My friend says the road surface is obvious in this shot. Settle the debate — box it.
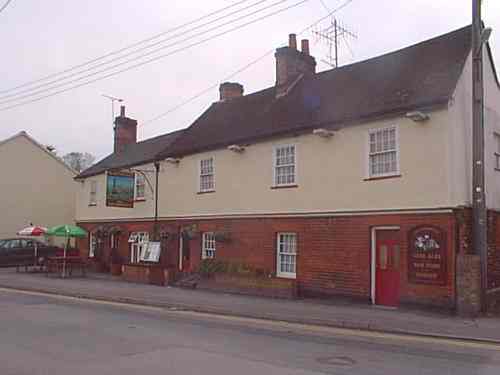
[0,288,499,374]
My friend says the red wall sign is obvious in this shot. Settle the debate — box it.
[408,226,447,285]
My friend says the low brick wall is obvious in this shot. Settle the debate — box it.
[122,264,173,286]
[198,274,297,299]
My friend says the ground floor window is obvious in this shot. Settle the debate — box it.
[129,232,149,263]
[277,233,297,278]
[202,232,216,259]
[89,232,97,258]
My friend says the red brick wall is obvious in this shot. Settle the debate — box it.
[487,211,500,290]
[77,211,457,309]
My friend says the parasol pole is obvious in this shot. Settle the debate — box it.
[62,227,68,278]
[34,242,38,268]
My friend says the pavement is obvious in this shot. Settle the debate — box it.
[0,268,499,344]
[3,289,500,374]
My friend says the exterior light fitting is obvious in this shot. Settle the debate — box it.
[227,144,245,153]
[313,128,335,138]
[165,157,180,164]
[406,111,430,122]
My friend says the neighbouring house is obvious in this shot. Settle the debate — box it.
[0,131,77,241]
[75,25,500,312]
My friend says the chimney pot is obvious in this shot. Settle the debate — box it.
[289,34,297,49]
[301,39,310,55]
[219,82,244,101]
[120,105,125,117]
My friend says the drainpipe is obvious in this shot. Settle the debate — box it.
[153,161,160,241]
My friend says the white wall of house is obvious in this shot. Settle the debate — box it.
[0,133,76,238]
[156,111,452,218]
[449,48,500,210]
[76,109,454,222]
[483,46,500,210]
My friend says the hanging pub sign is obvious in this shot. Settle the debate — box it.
[408,226,447,285]
[106,171,134,208]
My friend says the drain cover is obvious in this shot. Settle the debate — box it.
[316,355,356,366]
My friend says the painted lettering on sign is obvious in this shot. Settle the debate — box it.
[408,226,447,285]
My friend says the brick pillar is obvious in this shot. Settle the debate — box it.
[456,253,482,317]
[455,207,482,316]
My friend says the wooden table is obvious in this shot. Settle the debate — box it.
[45,256,87,278]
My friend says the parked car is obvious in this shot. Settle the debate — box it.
[0,238,78,267]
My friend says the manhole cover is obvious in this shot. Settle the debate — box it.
[316,355,356,366]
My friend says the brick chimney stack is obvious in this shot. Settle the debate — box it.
[275,34,316,93]
[114,105,137,153]
[219,82,244,101]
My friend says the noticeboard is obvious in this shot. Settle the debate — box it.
[141,241,161,263]
[408,226,447,285]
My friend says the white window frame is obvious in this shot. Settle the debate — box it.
[367,126,400,178]
[199,157,215,193]
[276,232,297,279]
[129,232,149,263]
[273,144,297,187]
[494,132,500,171]
[89,232,97,258]
[89,180,97,205]
[202,232,216,259]
[134,173,146,200]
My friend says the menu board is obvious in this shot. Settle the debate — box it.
[408,226,447,285]
[141,241,161,263]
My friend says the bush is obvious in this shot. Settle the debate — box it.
[198,259,272,278]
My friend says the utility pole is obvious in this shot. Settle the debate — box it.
[472,0,491,312]
[313,17,357,68]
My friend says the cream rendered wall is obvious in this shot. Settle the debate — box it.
[0,135,76,238]
[158,111,452,218]
[76,162,156,222]
[448,49,500,210]
[448,53,472,208]
[483,47,500,210]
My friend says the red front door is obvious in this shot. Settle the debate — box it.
[375,230,401,307]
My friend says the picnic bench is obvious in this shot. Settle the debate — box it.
[45,256,87,277]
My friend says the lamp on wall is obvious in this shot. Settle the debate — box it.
[165,157,180,164]
[406,111,430,122]
[227,144,245,153]
[313,128,335,138]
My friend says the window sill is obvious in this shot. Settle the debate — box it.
[197,190,215,195]
[276,274,297,280]
[271,184,298,190]
[364,174,402,181]
[88,203,97,207]
[134,198,146,202]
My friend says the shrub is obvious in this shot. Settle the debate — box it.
[198,259,272,278]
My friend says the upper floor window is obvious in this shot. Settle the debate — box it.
[199,157,215,192]
[89,180,97,205]
[202,232,216,259]
[494,133,500,170]
[274,145,296,186]
[368,127,399,178]
[135,173,146,200]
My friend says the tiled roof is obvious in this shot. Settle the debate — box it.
[76,129,184,178]
[161,25,472,158]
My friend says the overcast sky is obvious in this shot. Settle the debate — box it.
[1,0,499,160]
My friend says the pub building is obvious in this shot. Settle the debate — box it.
[75,26,500,313]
